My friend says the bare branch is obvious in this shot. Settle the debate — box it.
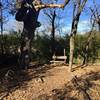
[89,1,100,31]
[77,0,87,15]
[63,0,70,8]
[93,0,99,17]
[72,2,77,18]
[34,4,64,9]
[77,0,81,8]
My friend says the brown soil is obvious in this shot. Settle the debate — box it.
[0,64,100,100]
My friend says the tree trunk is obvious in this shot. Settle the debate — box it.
[82,45,89,66]
[0,5,4,55]
[69,34,75,71]
[82,55,88,66]
[68,0,87,71]
[98,23,100,31]
[51,11,56,57]
[18,28,34,70]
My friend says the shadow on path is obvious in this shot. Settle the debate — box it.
[36,71,100,100]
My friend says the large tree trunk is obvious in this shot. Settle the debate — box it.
[18,28,34,70]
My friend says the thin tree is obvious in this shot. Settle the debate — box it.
[79,0,100,65]
[43,0,63,57]
[69,0,87,71]
[89,0,100,31]
[80,21,95,66]
[0,0,9,55]
[0,0,14,55]
[44,9,56,57]
[0,1,4,55]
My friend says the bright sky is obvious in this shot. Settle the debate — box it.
[3,0,100,35]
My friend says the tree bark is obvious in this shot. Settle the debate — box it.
[98,23,100,31]
[69,34,75,71]
[51,11,56,57]
[69,0,87,71]
[18,28,34,70]
[0,4,4,55]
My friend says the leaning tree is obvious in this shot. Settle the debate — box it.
[68,0,88,71]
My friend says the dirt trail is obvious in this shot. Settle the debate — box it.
[4,66,71,100]
[1,65,100,100]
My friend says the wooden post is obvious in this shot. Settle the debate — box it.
[64,48,66,63]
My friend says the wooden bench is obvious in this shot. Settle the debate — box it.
[50,49,67,64]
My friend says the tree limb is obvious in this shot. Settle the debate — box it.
[63,0,70,8]
[34,4,64,9]
[77,0,87,15]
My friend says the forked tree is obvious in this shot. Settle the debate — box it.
[69,0,87,71]
[81,0,100,65]
[15,0,70,70]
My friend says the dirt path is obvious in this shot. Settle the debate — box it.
[3,66,71,100]
[1,65,100,100]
